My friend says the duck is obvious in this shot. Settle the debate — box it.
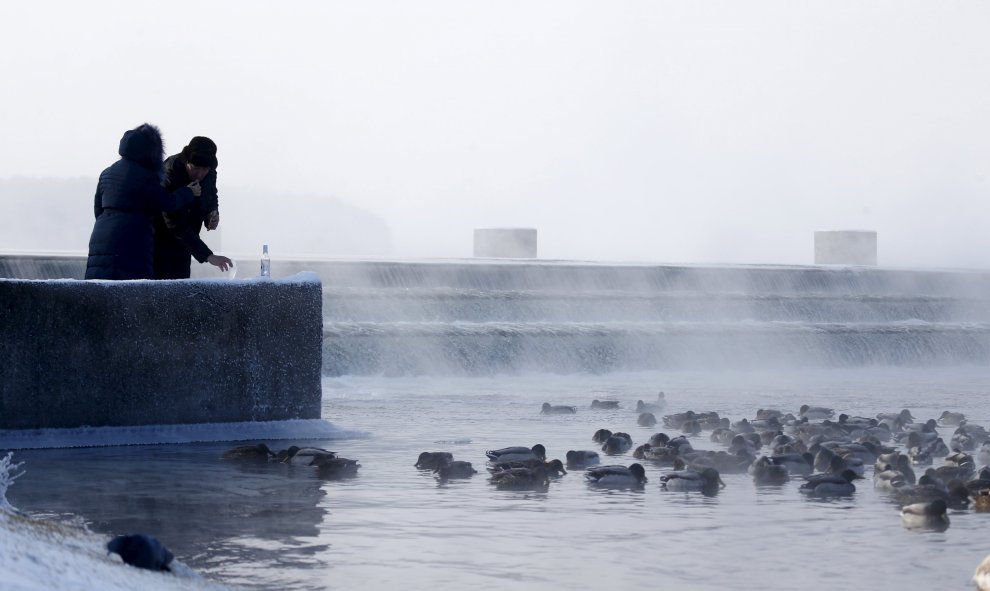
[900,499,949,531]
[435,460,477,480]
[756,408,783,420]
[877,408,915,427]
[638,412,658,427]
[486,444,547,463]
[749,456,789,486]
[565,450,601,467]
[541,402,576,415]
[873,455,916,491]
[592,428,613,443]
[221,443,275,461]
[636,393,666,414]
[799,469,857,497]
[415,451,454,470]
[660,467,726,494]
[769,452,815,476]
[681,419,702,435]
[489,458,567,477]
[799,405,835,420]
[974,553,990,591]
[489,465,551,491]
[973,489,990,512]
[648,432,671,447]
[635,443,682,465]
[978,443,990,470]
[663,410,697,430]
[937,410,967,427]
[590,399,621,410]
[585,463,648,487]
[106,534,173,572]
[310,455,360,479]
[891,475,970,510]
[278,446,337,465]
[602,433,633,455]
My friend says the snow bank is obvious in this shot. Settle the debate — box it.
[0,453,235,591]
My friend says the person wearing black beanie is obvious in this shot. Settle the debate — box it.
[153,136,232,278]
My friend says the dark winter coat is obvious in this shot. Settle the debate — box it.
[152,154,219,279]
[85,124,194,280]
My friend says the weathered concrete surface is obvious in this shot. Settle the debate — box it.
[0,274,323,429]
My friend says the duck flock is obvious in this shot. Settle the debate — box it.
[431,393,990,534]
[221,392,990,587]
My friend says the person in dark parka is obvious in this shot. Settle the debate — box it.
[152,136,232,279]
[85,124,200,280]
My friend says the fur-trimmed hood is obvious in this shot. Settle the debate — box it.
[118,123,164,171]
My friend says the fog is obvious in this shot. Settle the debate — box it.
[2,2,988,266]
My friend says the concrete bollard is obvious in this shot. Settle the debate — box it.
[473,228,538,258]
[0,273,323,429]
[815,230,878,265]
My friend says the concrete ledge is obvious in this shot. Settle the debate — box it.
[0,274,323,429]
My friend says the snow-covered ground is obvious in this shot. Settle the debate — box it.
[0,453,235,591]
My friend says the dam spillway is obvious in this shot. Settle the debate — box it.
[309,260,990,375]
[4,254,990,377]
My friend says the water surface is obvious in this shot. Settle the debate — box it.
[8,366,990,590]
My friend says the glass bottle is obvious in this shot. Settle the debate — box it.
[261,244,270,277]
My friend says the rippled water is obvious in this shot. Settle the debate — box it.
[8,366,990,590]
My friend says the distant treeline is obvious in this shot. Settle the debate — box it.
[0,177,393,257]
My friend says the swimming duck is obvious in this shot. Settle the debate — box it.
[873,455,916,491]
[602,433,633,455]
[799,469,857,497]
[900,499,949,531]
[489,458,567,477]
[974,553,990,591]
[769,452,814,476]
[638,413,658,427]
[972,489,990,512]
[278,446,337,465]
[636,394,666,414]
[592,428,613,443]
[435,460,477,479]
[591,399,621,410]
[635,443,682,465]
[749,456,789,486]
[681,419,702,435]
[541,402,576,415]
[486,444,547,463]
[648,432,671,447]
[877,409,915,428]
[660,467,726,494]
[565,450,601,467]
[756,408,784,420]
[585,463,648,487]
[310,455,360,479]
[663,410,697,430]
[978,444,990,470]
[937,410,966,427]
[799,405,835,420]
[489,465,551,491]
[415,451,454,470]
[891,475,970,510]
[221,443,275,461]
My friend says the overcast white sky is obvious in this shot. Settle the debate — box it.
[1,1,988,266]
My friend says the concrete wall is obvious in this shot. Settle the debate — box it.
[0,274,323,429]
